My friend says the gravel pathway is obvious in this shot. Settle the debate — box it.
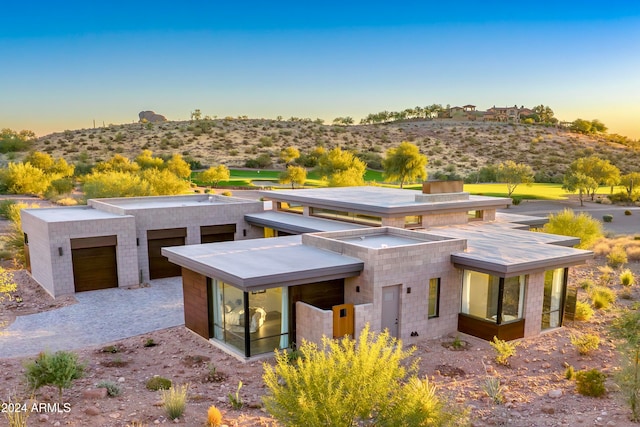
[0,278,184,358]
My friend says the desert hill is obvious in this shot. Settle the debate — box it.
[31,119,640,181]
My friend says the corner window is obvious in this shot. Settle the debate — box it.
[461,271,525,324]
[428,278,440,318]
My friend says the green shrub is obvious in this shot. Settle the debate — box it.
[228,381,243,410]
[575,369,606,397]
[543,209,603,249]
[565,365,576,380]
[161,383,189,420]
[490,336,518,366]
[603,214,613,223]
[97,380,121,397]
[625,210,633,216]
[23,351,85,398]
[607,246,628,268]
[143,338,157,348]
[570,333,600,355]
[574,301,594,321]
[262,324,469,426]
[591,286,616,309]
[621,269,636,287]
[579,279,595,292]
[146,376,172,391]
[482,376,504,404]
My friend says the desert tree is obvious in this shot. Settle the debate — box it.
[95,154,141,173]
[166,154,192,180]
[382,141,428,189]
[190,109,202,121]
[142,169,191,195]
[495,160,534,198]
[279,146,300,165]
[279,165,307,189]
[135,149,164,170]
[200,165,231,188]
[620,172,640,199]
[562,172,598,206]
[316,147,366,187]
[83,171,151,199]
[567,156,620,200]
[0,162,51,195]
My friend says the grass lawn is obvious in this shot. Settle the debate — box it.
[192,169,620,199]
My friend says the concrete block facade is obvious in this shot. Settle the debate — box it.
[23,195,263,297]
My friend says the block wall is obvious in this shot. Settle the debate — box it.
[21,210,55,297]
[48,216,138,296]
[524,272,545,337]
[296,301,332,345]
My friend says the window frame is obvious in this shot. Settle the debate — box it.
[428,277,440,319]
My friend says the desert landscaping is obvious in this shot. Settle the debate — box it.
[2,213,640,426]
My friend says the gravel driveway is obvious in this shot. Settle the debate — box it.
[0,278,184,358]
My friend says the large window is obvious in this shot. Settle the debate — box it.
[542,268,567,330]
[310,207,382,226]
[212,280,289,357]
[428,278,440,318]
[461,271,525,324]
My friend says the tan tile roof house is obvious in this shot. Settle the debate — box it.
[22,184,592,359]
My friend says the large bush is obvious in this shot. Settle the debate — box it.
[262,325,468,426]
[542,209,603,249]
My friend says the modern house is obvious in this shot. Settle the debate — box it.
[22,184,592,360]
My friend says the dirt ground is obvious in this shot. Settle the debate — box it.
[0,257,638,426]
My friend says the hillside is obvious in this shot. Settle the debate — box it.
[28,119,640,182]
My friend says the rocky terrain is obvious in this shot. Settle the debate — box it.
[1,252,638,426]
[25,119,640,181]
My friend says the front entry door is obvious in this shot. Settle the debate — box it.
[381,285,400,337]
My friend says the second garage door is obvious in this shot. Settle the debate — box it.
[71,236,118,292]
[147,228,186,279]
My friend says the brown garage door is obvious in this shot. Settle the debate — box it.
[148,228,186,279]
[71,236,118,292]
[200,224,236,244]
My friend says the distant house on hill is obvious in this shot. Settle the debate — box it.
[484,105,531,123]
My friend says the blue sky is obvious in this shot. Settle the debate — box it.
[2,1,639,138]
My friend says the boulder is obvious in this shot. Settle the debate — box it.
[138,111,167,123]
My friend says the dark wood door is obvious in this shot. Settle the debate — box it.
[72,246,118,292]
[148,236,185,279]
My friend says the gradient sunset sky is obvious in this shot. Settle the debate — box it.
[2,1,639,138]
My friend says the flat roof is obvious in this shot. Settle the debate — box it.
[90,194,256,211]
[427,223,592,277]
[338,233,435,249]
[495,212,548,227]
[162,236,364,291]
[22,206,130,222]
[260,187,510,216]
[245,211,368,234]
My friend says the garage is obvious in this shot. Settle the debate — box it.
[147,228,187,279]
[71,235,118,292]
[200,224,236,244]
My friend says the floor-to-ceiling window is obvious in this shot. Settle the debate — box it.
[212,279,289,357]
[542,268,567,330]
[461,271,525,324]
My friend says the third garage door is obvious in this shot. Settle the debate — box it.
[147,228,186,279]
